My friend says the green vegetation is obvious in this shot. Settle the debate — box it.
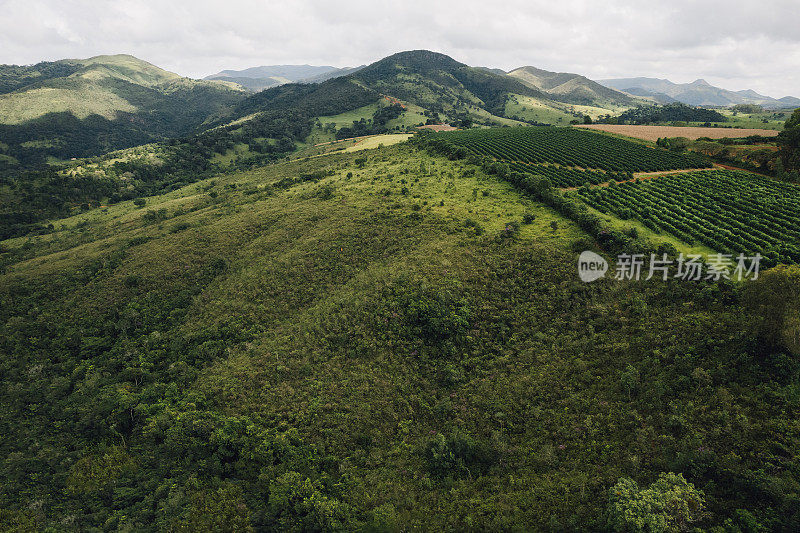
[2,49,800,531]
[424,126,710,172]
[574,170,800,265]
[0,56,246,170]
[605,103,727,125]
[608,473,705,532]
[504,94,623,125]
[718,108,788,130]
[2,142,800,531]
[778,107,800,171]
[657,135,784,177]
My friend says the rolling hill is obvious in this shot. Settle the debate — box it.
[224,50,550,132]
[509,66,635,107]
[0,55,246,168]
[204,64,366,92]
[2,131,799,530]
[598,76,800,108]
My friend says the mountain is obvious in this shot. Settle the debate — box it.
[780,95,800,107]
[617,86,677,104]
[509,66,635,107]
[299,65,365,84]
[351,50,547,116]
[205,64,365,91]
[598,76,799,108]
[219,49,550,135]
[0,54,246,168]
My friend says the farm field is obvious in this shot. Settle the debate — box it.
[572,169,800,266]
[343,133,412,151]
[421,126,799,265]
[425,126,710,187]
[575,124,781,142]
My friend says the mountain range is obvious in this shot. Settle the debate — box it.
[0,50,636,170]
[205,61,638,108]
[598,77,800,108]
[204,64,365,91]
[508,66,635,107]
[1,49,798,174]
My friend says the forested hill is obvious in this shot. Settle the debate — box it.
[221,50,549,127]
[0,55,246,168]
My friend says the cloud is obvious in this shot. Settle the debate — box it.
[0,0,796,97]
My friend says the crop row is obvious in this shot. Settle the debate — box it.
[573,170,800,265]
[426,127,711,172]
[506,162,632,188]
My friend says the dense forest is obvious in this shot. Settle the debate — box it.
[604,103,728,125]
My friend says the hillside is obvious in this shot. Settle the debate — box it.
[204,64,363,92]
[0,55,246,169]
[509,66,635,107]
[598,76,800,108]
[216,50,551,140]
[1,134,799,530]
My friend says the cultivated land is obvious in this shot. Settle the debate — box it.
[575,124,781,141]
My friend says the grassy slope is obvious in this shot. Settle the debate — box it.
[506,95,623,124]
[0,82,138,123]
[1,143,798,530]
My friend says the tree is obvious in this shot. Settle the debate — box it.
[777,108,800,170]
[743,264,800,355]
[608,473,705,532]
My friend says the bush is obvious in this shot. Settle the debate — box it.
[608,473,705,533]
[743,264,800,355]
[423,431,499,479]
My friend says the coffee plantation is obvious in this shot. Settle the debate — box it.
[424,126,711,173]
[573,170,800,266]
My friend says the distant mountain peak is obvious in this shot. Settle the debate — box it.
[508,65,634,106]
[598,76,797,108]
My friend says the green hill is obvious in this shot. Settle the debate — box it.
[222,50,548,133]
[1,137,798,530]
[0,55,246,169]
[508,66,636,107]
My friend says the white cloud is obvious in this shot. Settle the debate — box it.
[0,0,796,98]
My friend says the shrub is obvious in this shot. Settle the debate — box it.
[743,264,800,355]
[423,431,499,479]
[608,473,705,533]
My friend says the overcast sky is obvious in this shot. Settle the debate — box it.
[1,0,797,97]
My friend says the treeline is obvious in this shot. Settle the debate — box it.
[0,61,80,94]
[227,76,378,122]
[603,103,728,124]
[778,107,800,170]
[335,104,405,139]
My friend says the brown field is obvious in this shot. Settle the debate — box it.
[417,124,458,131]
[575,124,780,142]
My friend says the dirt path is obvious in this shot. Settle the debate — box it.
[561,165,722,191]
